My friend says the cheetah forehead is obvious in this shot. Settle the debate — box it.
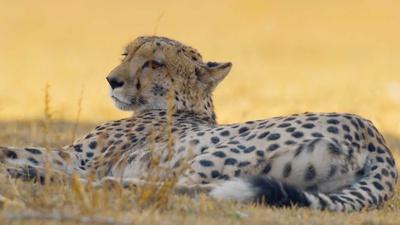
[126,36,203,62]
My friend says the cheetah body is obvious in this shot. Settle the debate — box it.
[0,36,397,212]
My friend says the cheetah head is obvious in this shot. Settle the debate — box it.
[107,36,232,118]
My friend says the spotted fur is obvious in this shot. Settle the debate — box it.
[0,36,397,212]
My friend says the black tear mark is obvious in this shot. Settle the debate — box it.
[136,79,141,90]
[195,67,202,80]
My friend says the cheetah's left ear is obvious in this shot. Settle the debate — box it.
[197,62,232,90]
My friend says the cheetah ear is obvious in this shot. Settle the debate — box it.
[197,62,232,90]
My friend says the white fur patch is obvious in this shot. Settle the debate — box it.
[209,178,256,203]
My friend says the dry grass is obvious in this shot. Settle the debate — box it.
[1,0,400,224]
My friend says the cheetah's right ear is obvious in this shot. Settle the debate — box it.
[197,62,232,90]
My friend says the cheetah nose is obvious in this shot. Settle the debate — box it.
[106,77,125,89]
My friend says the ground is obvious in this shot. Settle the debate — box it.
[0,120,399,225]
[1,0,400,224]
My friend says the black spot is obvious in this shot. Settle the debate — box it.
[374,173,382,180]
[327,126,339,134]
[234,170,241,177]
[306,117,319,121]
[327,119,340,124]
[285,127,296,132]
[238,161,251,167]
[368,143,376,152]
[239,127,249,134]
[376,156,384,163]
[283,117,296,121]
[258,131,270,139]
[86,152,94,158]
[356,118,365,128]
[376,147,385,154]
[238,145,246,150]
[342,124,350,132]
[199,160,214,167]
[135,126,145,132]
[262,163,272,174]
[306,139,320,153]
[367,127,375,137]
[5,150,17,159]
[302,123,315,129]
[89,141,97,149]
[151,84,166,96]
[294,144,304,157]
[278,123,291,128]
[328,143,342,155]
[244,146,256,153]
[73,144,83,152]
[256,150,265,157]
[189,139,200,146]
[350,191,365,201]
[268,133,281,141]
[311,132,324,138]
[291,131,304,138]
[224,158,238,165]
[285,140,297,145]
[246,134,256,141]
[212,151,226,158]
[211,170,221,178]
[210,137,220,144]
[220,130,230,136]
[25,148,42,155]
[197,132,205,136]
[372,181,384,191]
[304,165,316,181]
[28,157,39,165]
[381,168,389,177]
[326,113,339,117]
[344,134,353,141]
[386,157,395,167]
[267,144,279,151]
[114,133,123,138]
[283,162,292,178]
[230,148,240,154]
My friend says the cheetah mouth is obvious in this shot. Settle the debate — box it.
[111,96,131,105]
[111,96,134,110]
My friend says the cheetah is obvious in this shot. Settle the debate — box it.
[0,36,397,212]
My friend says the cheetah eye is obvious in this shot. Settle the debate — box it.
[142,60,165,70]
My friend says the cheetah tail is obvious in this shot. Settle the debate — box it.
[210,149,398,212]
[0,146,75,182]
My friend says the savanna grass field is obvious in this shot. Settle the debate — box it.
[1,0,400,224]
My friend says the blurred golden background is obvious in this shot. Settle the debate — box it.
[0,0,399,140]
